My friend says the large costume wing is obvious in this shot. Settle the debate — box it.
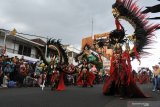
[112,0,160,57]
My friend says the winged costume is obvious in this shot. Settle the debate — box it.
[103,0,159,98]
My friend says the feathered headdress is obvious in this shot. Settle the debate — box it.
[112,0,160,57]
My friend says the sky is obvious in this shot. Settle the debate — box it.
[0,0,160,70]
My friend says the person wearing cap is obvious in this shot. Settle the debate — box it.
[152,65,160,92]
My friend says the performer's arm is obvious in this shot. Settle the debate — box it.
[115,18,121,30]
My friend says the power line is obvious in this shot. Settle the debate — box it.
[17,32,48,39]
[0,28,48,39]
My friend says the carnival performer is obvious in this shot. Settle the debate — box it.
[102,0,160,99]
[39,64,47,90]
[88,65,96,86]
[103,14,148,99]
[77,62,95,87]
[90,65,98,84]
[51,67,60,90]
[103,43,149,99]
[50,63,65,91]
[138,68,150,84]
[76,61,88,87]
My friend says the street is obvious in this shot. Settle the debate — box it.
[0,83,160,107]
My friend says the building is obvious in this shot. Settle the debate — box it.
[0,29,44,62]
[82,32,111,68]
[0,29,80,64]
[63,45,80,65]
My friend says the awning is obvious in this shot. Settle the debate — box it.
[6,52,40,62]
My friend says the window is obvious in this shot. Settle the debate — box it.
[18,45,23,55]
[68,52,72,57]
[18,45,31,56]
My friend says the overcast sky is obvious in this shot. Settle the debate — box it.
[0,0,160,70]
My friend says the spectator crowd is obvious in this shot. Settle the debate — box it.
[0,55,105,89]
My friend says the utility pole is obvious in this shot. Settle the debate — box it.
[45,36,48,58]
[3,31,7,46]
[91,17,94,39]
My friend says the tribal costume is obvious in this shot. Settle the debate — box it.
[77,62,95,87]
[103,43,147,98]
[103,0,159,98]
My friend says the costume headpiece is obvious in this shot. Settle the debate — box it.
[112,0,159,57]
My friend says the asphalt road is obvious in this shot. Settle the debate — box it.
[0,83,160,107]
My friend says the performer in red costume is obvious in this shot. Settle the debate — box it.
[56,72,65,91]
[77,62,95,87]
[51,64,65,91]
[103,43,149,99]
[103,10,147,99]
[103,0,160,99]
[138,68,150,84]
[50,63,78,91]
